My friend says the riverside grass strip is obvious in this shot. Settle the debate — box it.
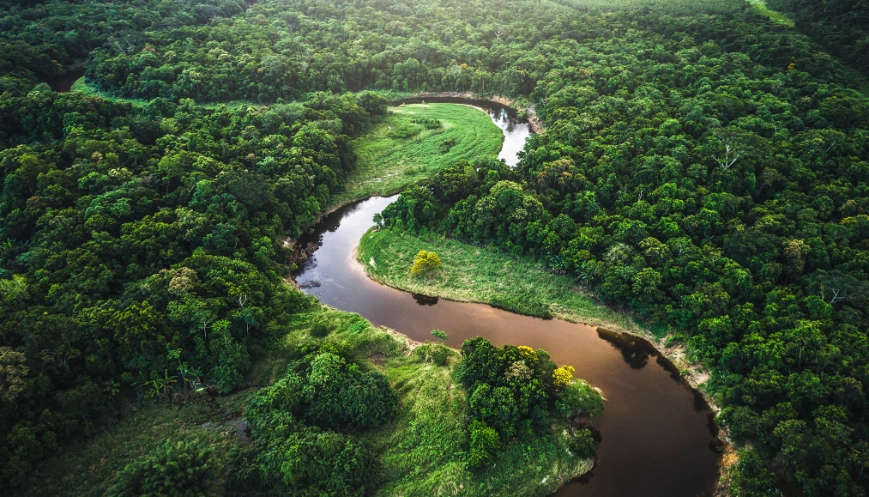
[358,228,646,335]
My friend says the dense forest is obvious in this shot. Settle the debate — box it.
[1,0,869,495]
[766,0,869,76]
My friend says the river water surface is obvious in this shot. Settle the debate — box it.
[295,105,721,496]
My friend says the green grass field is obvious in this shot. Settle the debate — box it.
[335,103,503,206]
[26,306,591,496]
[747,0,795,26]
[358,228,647,335]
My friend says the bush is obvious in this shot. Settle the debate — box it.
[433,348,449,366]
[568,429,598,459]
[303,353,397,429]
[467,420,500,470]
[554,380,604,419]
[309,321,331,338]
[280,429,374,496]
[410,250,441,276]
[108,438,221,497]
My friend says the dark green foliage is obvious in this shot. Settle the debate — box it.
[567,429,598,460]
[490,297,553,319]
[459,339,556,438]
[411,117,443,130]
[554,381,604,420]
[231,352,391,496]
[308,322,332,338]
[767,0,869,76]
[467,420,499,470]
[432,349,449,366]
[456,338,600,469]
[303,352,397,429]
[729,449,783,497]
[0,79,386,483]
[108,438,221,497]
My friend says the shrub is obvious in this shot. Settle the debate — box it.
[554,380,604,419]
[552,365,575,387]
[568,429,598,459]
[410,250,441,276]
[303,353,397,429]
[108,438,221,497]
[433,348,449,366]
[467,420,500,470]
[309,321,331,338]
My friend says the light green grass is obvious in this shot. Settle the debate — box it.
[747,0,794,26]
[358,228,646,335]
[362,354,591,497]
[336,103,503,206]
[550,0,741,14]
[27,306,591,496]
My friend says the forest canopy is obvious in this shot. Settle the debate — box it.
[1,0,869,495]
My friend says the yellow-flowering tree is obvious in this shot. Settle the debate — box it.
[552,365,575,388]
[410,250,441,276]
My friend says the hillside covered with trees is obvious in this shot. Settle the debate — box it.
[2,0,869,495]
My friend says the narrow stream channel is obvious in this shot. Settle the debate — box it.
[295,105,722,496]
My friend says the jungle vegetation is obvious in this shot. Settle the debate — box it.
[1,0,869,495]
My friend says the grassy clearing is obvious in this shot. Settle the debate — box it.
[747,0,795,26]
[358,228,646,335]
[27,306,590,496]
[550,0,741,14]
[336,103,503,206]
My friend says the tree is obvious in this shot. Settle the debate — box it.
[411,250,441,276]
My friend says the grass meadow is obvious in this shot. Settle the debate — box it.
[336,103,503,206]
[358,228,647,335]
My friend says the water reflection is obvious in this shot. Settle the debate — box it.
[596,327,655,369]
[412,293,439,306]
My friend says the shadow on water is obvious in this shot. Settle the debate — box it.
[412,293,439,306]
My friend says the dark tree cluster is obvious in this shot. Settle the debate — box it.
[767,0,869,76]
[457,338,601,469]
[227,350,396,496]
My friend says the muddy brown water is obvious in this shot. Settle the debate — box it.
[294,106,721,496]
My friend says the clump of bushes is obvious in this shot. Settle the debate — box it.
[411,116,442,129]
[227,350,397,495]
[455,338,603,470]
[109,438,221,497]
[309,320,332,338]
[438,137,458,153]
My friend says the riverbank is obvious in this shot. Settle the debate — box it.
[357,227,729,423]
[390,91,545,134]
[335,103,503,206]
[24,306,596,496]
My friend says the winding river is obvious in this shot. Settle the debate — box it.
[295,104,722,496]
